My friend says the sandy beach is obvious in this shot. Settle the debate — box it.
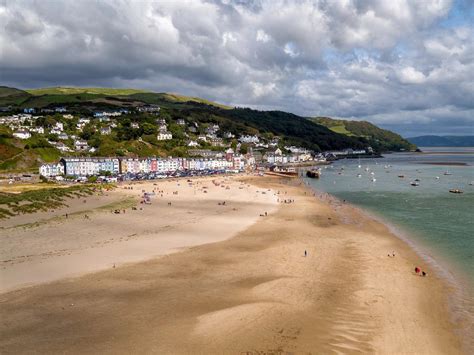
[0,175,468,354]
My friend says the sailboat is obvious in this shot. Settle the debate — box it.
[444,170,452,176]
[357,156,361,169]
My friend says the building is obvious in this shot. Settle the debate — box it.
[100,126,112,135]
[30,127,45,134]
[13,130,31,139]
[239,135,260,144]
[157,131,172,140]
[58,132,69,140]
[187,140,199,147]
[138,105,160,113]
[39,163,65,177]
[60,157,120,176]
[176,119,186,125]
[74,140,89,151]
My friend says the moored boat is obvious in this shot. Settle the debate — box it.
[306,170,320,178]
[449,189,463,194]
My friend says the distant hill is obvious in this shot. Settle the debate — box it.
[26,87,150,96]
[0,86,231,110]
[310,117,415,152]
[0,86,32,106]
[407,135,474,147]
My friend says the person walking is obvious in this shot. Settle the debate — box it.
[304,250,307,257]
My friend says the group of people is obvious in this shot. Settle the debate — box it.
[415,266,427,277]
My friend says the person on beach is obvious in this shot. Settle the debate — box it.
[415,267,420,274]
[304,250,307,257]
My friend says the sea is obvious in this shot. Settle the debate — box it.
[305,147,474,340]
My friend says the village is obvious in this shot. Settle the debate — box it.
[1,106,373,181]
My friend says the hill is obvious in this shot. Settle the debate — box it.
[0,126,60,172]
[311,117,415,152]
[407,135,474,147]
[0,86,413,171]
[26,87,149,96]
[0,86,32,107]
[0,86,230,110]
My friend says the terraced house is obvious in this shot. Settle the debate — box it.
[60,157,120,176]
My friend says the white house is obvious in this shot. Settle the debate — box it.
[157,131,173,141]
[39,163,65,177]
[188,140,199,147]
[58,132,69,140]
[30,127,44,134]
[50,128,63,135]
[100,126,112,135]
[239,135,260,144]
[74,140,89,151]
[13,130,31,139]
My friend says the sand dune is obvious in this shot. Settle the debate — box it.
[0,175,468,354]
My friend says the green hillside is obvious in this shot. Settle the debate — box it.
[0,86,414,172]
[311,117,415,152]
[26,87,149,96]
[0,126,61,172]
[0,86,32,106]
[0,86,229,110]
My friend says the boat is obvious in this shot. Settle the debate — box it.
[358,157,361,169]
[398,175,405,178]
[414,178,420,182]
[449,189,463,194]
[370,171,375,175]
[435,176,440,179]
[365,167,370,172]
[411,182,419,186]
[357,174,362,178]
[306,170,320,178]
[444,170,452,176]
[371,178,377,182]
[469,181,474,186]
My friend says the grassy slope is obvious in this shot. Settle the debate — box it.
[26,87,150,96]
[311,117,415,151]
[0,86,32,106]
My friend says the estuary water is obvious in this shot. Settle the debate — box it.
[305,147,474,289]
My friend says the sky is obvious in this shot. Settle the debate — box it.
[1,0,473,137]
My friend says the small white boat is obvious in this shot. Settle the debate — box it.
[357,174,362,178]
[435,176,440,179]
[371,178,377,182]
[411,182,419,186]
[444,170,452,176]
[365,167,370,172]
[469,181,474,186]
[370,171,375,175]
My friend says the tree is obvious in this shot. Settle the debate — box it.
[142,122,156,135]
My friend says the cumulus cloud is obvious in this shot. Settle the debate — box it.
[0,0,472,136]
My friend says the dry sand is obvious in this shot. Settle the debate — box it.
[1,175,277,292]
[0,175,468,354]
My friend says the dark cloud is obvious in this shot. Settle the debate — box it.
[0,0,472,136]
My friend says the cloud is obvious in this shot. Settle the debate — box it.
[0,0,472,136]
